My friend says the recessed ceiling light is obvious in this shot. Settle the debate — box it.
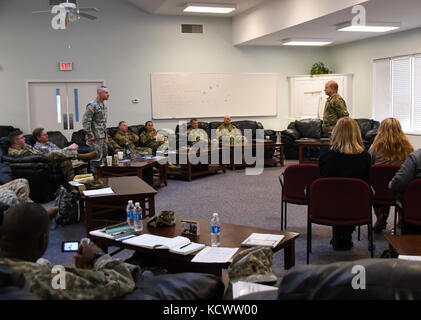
[281,38,333,46]
[184,2,236,14]
[336,22,401,32]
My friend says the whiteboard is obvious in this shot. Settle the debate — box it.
[151,73,277,119]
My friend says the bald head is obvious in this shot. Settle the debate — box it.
[324,81,338,97]
[224,115,231,125]
[0,203,49,262]
[97,86,110,102]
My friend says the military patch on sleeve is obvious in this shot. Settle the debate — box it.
[89,107,95,113]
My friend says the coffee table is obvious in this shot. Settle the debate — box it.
[384,234,421,257]
[89,217,299,275]
[96,158,168,188]
[167,148,226,181]
[79,176,157,232]
[296,138,330,163]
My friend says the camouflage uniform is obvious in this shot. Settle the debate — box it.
[187,128,209,145]
[216,123,247,146]
[0,255,141,300]
[106,134,124,154]
[113,129,153,156]
[322,93,349,137]
[140,129,165,151]
[82,98,108,171]
[34,141,77,156]
[0,179,32,207]
[8,144,76,182]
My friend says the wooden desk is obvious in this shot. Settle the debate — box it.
[89,217,300,275]
[384,234,421,257]
[79,176,157,232]
[297,139,330,164]
[96,159,168,189]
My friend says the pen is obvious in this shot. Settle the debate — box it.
[116,234,136,241]
[180,242,192,249]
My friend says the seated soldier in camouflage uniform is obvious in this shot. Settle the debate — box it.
[0,203,140,300]
[113,121,153,157]
[139,121,167,152]
[8,130,86,182]
[187,119,209,146]
[215,115,247,146]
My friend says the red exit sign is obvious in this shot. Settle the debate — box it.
[59,61,73,71]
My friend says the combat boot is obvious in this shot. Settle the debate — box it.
[77,151,98,161]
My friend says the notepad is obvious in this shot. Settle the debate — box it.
[82,187,114,196]
[122,234,205,255]
[232,281,278,299]
[241,233,285,248]
[191,247,239,263]
[89,222,135,239]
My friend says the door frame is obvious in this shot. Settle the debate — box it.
[26,80,106,133]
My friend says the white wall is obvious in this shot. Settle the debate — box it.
[0,0,328,134]
[327,27,421,148]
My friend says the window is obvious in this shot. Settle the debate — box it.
[373,54,421,132]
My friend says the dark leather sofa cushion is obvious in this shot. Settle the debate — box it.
[278,258,421,300]
[355,119,373,139]
[0,126,17,139]
[123,272,225,300]
[106,127,119,138]
[129,125,145,136]
[209,121,223,134]
[0,266,39,300]
[47,131,69,149]
[294,119,322,139]
[25,135,36,146]
[0,162,12,185]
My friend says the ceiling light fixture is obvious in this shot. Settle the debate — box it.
[336,22,401,32]
[184,2,236,14]
[281,38,333,46]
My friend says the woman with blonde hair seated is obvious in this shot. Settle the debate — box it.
[368,117,414,232]
[318,117,371,250]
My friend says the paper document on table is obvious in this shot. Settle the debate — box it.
[232,281,278,299]
[241,233,284,248]
[398,255,421,261]
[82,187,114,197]
[68,181,84,187]
[191,247,238,263]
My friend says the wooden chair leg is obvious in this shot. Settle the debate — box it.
[285,202,288,230]
[358,225,361,240]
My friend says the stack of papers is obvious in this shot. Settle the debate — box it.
[191,247,239,263]
[232,281,278,299]
[82,187,114,197]
[89,222,135,240]
[398,255,421,261]
[122,234,205,255]
[241,233,284,248]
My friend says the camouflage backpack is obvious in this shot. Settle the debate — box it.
[54,186,80,226]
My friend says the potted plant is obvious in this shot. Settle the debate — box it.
[310,62,332,76]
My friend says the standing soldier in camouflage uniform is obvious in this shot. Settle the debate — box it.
[113,121,153,157]
[7,130,79,182]
[82,86,109,173]
[140,121,167,152]
[322,81,349,137]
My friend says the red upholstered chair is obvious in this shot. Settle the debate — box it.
[369,164,401,234]
[397,179,421,234]
[279,163,318,230]
[306,178,374,264]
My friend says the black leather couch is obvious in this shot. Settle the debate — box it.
[0,131,72,203]
[281,118,380,160]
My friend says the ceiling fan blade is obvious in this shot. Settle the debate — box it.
[77,12,97,20]
[78,7,99,12]
[32,10,52,14]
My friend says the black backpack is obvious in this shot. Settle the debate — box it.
[54,186,80,226]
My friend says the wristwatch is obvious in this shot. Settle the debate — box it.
[91,251,106,264]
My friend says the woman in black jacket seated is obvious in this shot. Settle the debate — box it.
[318,117,371,250]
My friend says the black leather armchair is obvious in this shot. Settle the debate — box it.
[0,137,63,203]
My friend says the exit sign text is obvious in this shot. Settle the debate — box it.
[59,62,73,71]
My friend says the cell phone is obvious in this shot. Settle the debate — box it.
[62,241,80,252]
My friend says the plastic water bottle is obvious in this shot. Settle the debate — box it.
[210,213,221,247]
[125,143,131,160]
[133,202,143,233]
[126,200,134,229]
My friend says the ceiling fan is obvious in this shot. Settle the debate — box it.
[32,0,99,25]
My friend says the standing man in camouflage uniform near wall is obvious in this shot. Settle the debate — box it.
[322,81,349,137]
[113,121,153,157]
[82,86,109,173]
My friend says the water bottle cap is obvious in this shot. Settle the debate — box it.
[213,213,218,217]
[135,202,140,206]
[128,200,133,204]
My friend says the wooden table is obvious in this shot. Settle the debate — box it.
[79,176,157,232]
[96,159,168,189]
[384,234,421,257]
[89,217,300,275]
[167,148,226,181]
[296,139,330,164]
[229,140,285,170]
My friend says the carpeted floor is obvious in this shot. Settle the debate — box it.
[42,160,394,279]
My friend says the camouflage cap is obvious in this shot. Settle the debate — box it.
[83,180,105,190]
[228,247,277,284]
[148,210,175,228]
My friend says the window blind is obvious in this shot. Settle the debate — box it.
[391,57,411,131]
[373,59,391,122]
